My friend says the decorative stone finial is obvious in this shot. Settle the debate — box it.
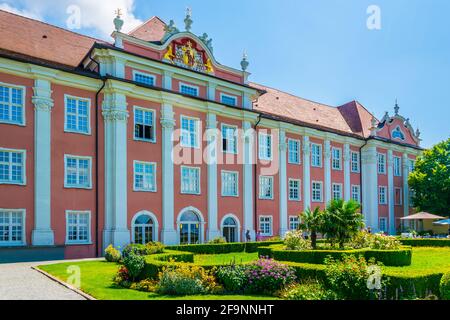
[184,7,193,32]
[394,99,400,115]
[199,33,213,52]
[241,51,249,71]
[113,9,124,32]
[164,20,179,36]
[415,128,421,138]
[370,116,378,136]
[405,118,411,127]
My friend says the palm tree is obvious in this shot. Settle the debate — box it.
[324,199,365,249]
[299,206,324,249]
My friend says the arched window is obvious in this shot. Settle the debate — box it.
[392,127,405,140]
[179,210,201,245]
[133,214,154,244]
[222,217,238,243]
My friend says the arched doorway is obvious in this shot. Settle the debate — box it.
[179,210,201,245]
[132,212,158,244]
[221,214,240,243]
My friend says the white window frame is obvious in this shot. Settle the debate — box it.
[221,170,239,197]
[0,82,26,126]
[289,216,299,231]
[377,153,386,174]
[220,93,237,106]
[332,147,342,170]
[332,183,343,200]
[379,186,387,205]
[132,70,156,86]
[180,115,200,148]
[288,139,301,164]
[259,176,274,200]
[133,161,157,192]
[0,148,26,185]
[351,185,361,203]
[0,209,26,246]
[221,123,238,154]
[65,210,91,245]
[379,217,388,233]
[181,166,201,195]
[312,181,323,202]
[64,94,91,135]
[408,159,415,173]
[259,216,273,236]
[258,133,273,161]
[311,143,322,167]
[64,155,92,189]
[394,156,402,177]
[351,151,360,173]
[133,106,156,143]
[179,82,199,97]
[288,179,301,201]
[395,187,403,206]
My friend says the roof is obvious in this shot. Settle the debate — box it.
[400,212,447,220]
[251,82,376,138]
[127,16,166,42]
[0,9,108,68]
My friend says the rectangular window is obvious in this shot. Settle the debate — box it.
[332,183,343,200]
[289,179,301,201]
[379,186,387,204]
[181,166,200,194]
[134,107,155,142]
[351,185,361,203]
[65,95,90,134]
[409,189,415,207]
[0,209,25,245]
[180,83,199,97]
[133,71,156,86]
[395,187,403,205]
[0,149,25,185]
[221,124,237,154]
[378,153,386,174]
[66,211,90,244]
[332,148,342,170]
[351,152,360,173]
[180,116,199,148]
[258,133,272,160]
[134,161,156,192]
[259,176,274,200]
[220,93,237,106]
[0,83,25,125]
[289,216,299,231]
[64,155,92,189]
[311,143,322,167]
[408,159,415,173]
[222,171,238,197]
[312,181,323,202]
[379,217,387,233]
[259,216,273,236]
[394,156,402,176]
[288,139,300,164]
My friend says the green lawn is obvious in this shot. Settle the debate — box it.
[194,252,258,266]
[38,259,276,300]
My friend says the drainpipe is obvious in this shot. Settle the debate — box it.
[253,114,262,241]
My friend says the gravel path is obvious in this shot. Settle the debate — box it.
[0,261,88,300]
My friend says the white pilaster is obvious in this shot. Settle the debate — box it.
[207,83,217,101]
[243,93,252,110]
[206,112,220,240]
[278,130,288,237]
[324,140,331,205]
[344,143,351,201]
[402,153,410,217]
[163,71,173,90]
[102,92,130,250]
[160,103,177,244]
[31,78,55,246]
[302,136,311,210]
[361,145,379,231]
[387,150,395,235]
[242,121,255,239]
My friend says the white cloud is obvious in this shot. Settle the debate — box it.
[0,0,143,39]
[0,3,42,20]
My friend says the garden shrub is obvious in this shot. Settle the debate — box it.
[370,234,401,250]
[349,231,372,249]
[440,272,450,300]
[168,243,245,254]
[123,251,145,280]
[365,248,412,266]
[113,266,131,287]
[399,239,450,247]
[145,242,165,254]
[208,237,227,244]
[104,244,121,262]
[215,264,248,293]
[279,281,335,300]
[131,279,158,293]
[157,264,220,296]
[245,241,284,253]
[385,272,444,299]
[122,243,148,259]
[141,251,195,279]
[284,230,311,250]
[257,246,275,258]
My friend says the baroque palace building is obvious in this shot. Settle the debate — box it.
[0,9,423,260]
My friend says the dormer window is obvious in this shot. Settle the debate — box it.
[392,126,405,141]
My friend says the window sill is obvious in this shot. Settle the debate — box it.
[0,120,26,127]
[64,185,93,190]
[64,129,92,136]
[65,242,93,246]
[134,138,157,144]
[0,181,26,186]
[180,192,202,196]
[133,189,157,193]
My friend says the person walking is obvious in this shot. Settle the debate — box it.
[245,230,251,242]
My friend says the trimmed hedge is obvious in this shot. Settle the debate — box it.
[259,245,412,266]
[166,241,284,254]
[245,241,284,253]
[141,250,195,279]
[440,272,450,300]
[399,239,450,247]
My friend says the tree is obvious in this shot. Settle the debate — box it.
[323,199,365,249]
[408,138,450,216]
[299,207,324,249]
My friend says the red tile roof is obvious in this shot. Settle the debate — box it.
[127,16,166,42]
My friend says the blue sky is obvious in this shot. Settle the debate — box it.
[2,0,449,147]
